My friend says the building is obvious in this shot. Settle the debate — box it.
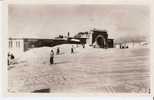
[76,29,114,48]
[9,37,70,56]
[8,34,56,57]
[8,34,81,57]
[114,41,149,49]
[9,29,114,57]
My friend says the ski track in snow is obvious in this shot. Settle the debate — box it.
[8,44,150,93]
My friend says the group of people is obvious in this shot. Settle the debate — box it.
[49,45,74,64]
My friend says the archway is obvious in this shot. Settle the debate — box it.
[95,35,105,48]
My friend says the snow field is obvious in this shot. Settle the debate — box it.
[8,44,150,93]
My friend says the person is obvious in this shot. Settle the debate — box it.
[56,47,60,55]
[82,44,85,48]
[10,53,15,59]
[68,32,70,38]
[8,52,11,65]
[120,44,122,49]
[8,53,15,65]
[71,45,74,54]
[50,50,54,64]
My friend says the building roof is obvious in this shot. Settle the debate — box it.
[91,29,107,32]
[9,34,56,39]
[91,29,108,35]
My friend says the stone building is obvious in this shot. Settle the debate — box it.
[77,29,114,48]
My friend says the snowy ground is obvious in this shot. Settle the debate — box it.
[8,44,150,93]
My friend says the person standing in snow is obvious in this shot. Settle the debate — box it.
[8,52,15,65]
[8,52,11,65]
[56,47,60,55]
[71,45,74,54]
[50,50,54,64]
[68,32,70,38]
[10,53,15,60]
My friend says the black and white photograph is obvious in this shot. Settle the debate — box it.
[7,3,151,94]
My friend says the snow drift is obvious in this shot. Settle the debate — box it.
[17,44,80,64]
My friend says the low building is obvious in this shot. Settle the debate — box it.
[8,34,56,57]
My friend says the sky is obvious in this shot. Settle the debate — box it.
[8,4,150,39]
